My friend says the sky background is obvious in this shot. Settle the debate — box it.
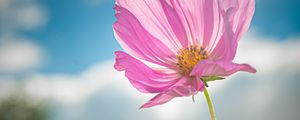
[0,0,300,120]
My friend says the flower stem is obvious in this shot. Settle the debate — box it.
[204,87,216,120]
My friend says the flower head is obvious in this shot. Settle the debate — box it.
[113,0,256,108]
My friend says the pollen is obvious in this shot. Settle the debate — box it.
[176,45,207,76]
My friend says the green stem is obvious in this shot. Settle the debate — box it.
[204,87,216,120]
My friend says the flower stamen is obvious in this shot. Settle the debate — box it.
[176,45,207,76]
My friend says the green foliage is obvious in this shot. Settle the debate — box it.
[201,76,225,82]
[0,93,49,120]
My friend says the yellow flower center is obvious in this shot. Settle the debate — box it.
[176,45,207,76]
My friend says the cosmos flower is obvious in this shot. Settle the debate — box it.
[113,0,256,109]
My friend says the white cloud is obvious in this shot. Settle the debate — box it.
[236,32,300,75]
[0,0,48,32]
[221,31,300,120]
[16,4,48,30]
[0,37,44,73]
[20,60,152,105]
[0,0,48,73]
[24,61,116,104]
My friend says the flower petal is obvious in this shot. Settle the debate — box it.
[219,0,255,41]
[115,51,181,93]
[113,5,177,67]
[170,0,222,48]
[190,60,257,78]
[209,0,255,61]
[140,76,205,108]
[115,0,188,50]
[160,0,188,47]
[115,0,225,50]
[140,83,199,108]
[208,26,235,61]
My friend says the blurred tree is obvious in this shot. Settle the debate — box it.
[0,91,49,120]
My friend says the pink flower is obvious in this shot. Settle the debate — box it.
[113,0,256,109]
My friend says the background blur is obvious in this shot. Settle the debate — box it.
[0,0,300,120]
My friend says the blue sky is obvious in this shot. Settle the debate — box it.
[254,0,300,37]
[19,0,300,74]
[22,0,117,74]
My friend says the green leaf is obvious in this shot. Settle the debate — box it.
[201,76,225,82]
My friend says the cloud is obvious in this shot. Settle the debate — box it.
[0,0,48,73]
[0,37,44,73]
[226,31,300,120]
[24,61,116,105]
[0,0,48,33]
[236,31,300,75]
[19,61,148,105]
[15,4,48,30]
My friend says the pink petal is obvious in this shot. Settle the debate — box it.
[160,0,188,47]
[140,76,205,108]
[115,51,181,93]
[170,0,222,48]
[115,0,188,50]
[115,0,224,51]
[219,0,255,41]
[208,25,235,61]
[188,77,205,92]
[190,60,257,78]
[140,82,200,108]
[113,5,177,67]
[210,0,255,61]
[202,0,222,48]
